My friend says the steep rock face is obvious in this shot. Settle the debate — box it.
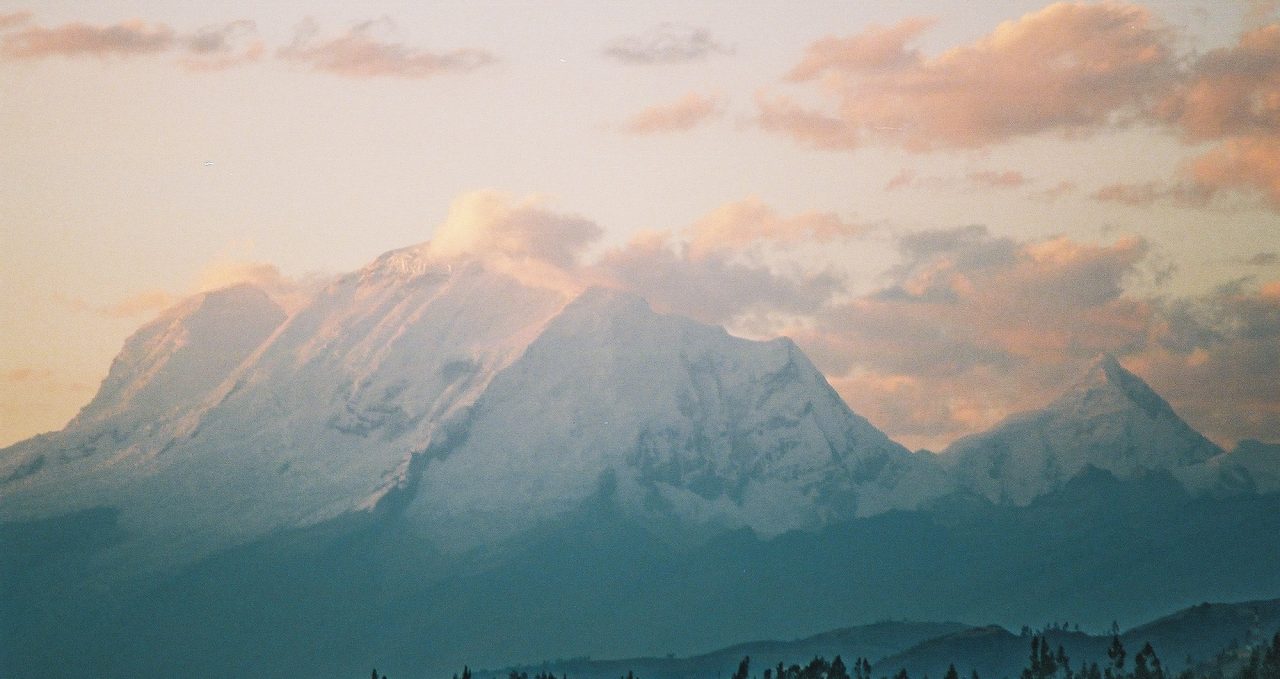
[407,288,949,547]
[941,355,1222,505]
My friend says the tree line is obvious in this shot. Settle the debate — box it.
[374,629,1280,679]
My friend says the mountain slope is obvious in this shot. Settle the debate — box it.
[405,287,949,546]
[942,355,1223,504]
[0,284,286,513]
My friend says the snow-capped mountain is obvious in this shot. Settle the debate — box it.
[0,284,286,508]
[941,354,1224,505]
[406,287,949,547]
[0,243,945,561]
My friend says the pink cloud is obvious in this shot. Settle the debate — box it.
[1188,135,1280,208]
[1,19,175,58]
[685,197,863,259]
[1032,180,1078,202]
[885,169,917,191]
[762,2,1175,151]
[430,191,602,269]
[783,228,1158,448]
[278,17,494,78]
[2,368,54,383]
[624,92,723,134]
[967,170,1027,189]
[0,11,31,30]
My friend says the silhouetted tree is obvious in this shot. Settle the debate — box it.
[734,657,751,679]
[1108,636,1128,679]
[1262,633,1280,679]
[945,664,960,679]
[894,668,910,679]
[857,658,872,679]
[831,655,850,679]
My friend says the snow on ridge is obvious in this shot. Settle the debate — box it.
[941,354,1224,505]
[405,284,947,548]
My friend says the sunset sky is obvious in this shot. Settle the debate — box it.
[2,0,1278,451]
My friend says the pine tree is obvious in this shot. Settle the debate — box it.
[831,655,850,679]
[944,664,960,679]
[1262,632,1280,679]
[1058,645,1073,679]
[734,657,752,679]
[894,669,910,679]
[1108,636,1127,679]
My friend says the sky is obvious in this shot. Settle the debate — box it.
[1,0,1278,451]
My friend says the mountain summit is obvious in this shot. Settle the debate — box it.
[406,286,948,546]
[941,354,1223,504]
[0,250,942,561]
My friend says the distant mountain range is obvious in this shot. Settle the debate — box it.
[2,240,1277,678]
[493,599,1280,679]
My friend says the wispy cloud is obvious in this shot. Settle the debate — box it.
[761,3,1175,151]
[0,14,261,68]
[624,92,723,134]
[967,170,1027,189]
[0,11,31,30]
[1,18,176,58]
[602,23,731,65]
[278,17,494,78]
[2,368,54,383]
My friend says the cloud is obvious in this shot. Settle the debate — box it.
[761,3,1175,151]
[783,227,1156,448]
[0,14,261,69]
[885,169,917,191]
[0,11,31,30]
[1156,24,1280,142]
[278,17,494,78]
[624,92,723,134]
[179,20,263,71]
[1186,135,1280,208]
[1,18,175,58]
[602,23,730,64]
[1104,21,1280,211]
[1031,180,1078,202]
[967,170,1027,189]
[589,199,859,324]
[1133,279,1280,444]
[2,368,54,383]
[685,197,864,259]
[786,17,936,81]
[596,230,844,325]
[430,191,603,269]
[1089,179,1216,208]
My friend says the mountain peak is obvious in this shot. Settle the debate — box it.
[1067,353,1173,420]
[944,353,1222,504]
